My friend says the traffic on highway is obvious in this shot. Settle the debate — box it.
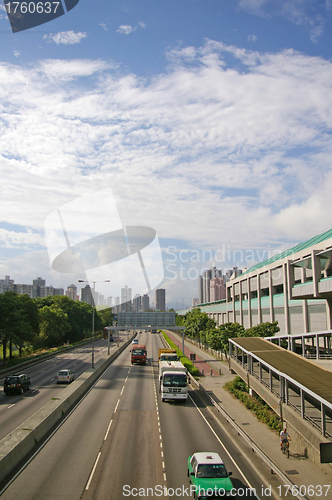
[0,334,127,441]
[0,331,303,499]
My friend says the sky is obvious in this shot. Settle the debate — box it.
[1,0,332,309]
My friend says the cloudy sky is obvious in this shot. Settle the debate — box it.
[1,0,332,308]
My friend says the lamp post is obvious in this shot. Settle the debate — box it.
[78,279,110,368]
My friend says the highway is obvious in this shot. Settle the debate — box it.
[0,335,128,441]
[0,332,292,499]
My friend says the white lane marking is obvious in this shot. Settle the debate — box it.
[120,386,124,396]
[161,451,164,458]
[189,394,255,490]
[85,451,101,490]
[50,378,55,381]
[7,404,15,409]
[160,442,163,448]
[114,399,120,413]
[163,472,167,481]
[104,420,113,441]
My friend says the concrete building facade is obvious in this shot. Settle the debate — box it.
[156,288,166,311]
[198,228,332,336]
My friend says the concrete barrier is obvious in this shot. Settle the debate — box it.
[0,335,134,485]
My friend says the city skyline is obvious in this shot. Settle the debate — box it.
[2,2,332,305]
[0,275,174,309]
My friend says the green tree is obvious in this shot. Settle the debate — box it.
[12,294,40,356]
[35,296,94,343]
[244,321,279,338]
[208,322,245,352]
[184,308,216,340]
[97,307,114,329]
[38,304,71,348]
[0,292,40,365]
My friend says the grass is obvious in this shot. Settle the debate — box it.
[224,376,283,433]
[160,330,200,377]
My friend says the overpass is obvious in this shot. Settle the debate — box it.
[229,336,332,474]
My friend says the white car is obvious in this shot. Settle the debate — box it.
[132,339,139,344]
[57,369,74,384]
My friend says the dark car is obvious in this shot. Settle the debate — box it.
[4,374,31,395]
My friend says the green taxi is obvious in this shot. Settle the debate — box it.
[187,452,235,499]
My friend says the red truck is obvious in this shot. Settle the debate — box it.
[131,344,147,365]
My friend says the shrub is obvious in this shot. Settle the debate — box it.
[225,376,283,434]
[161,331,200,377]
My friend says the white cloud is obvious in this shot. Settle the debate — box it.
[99,23,108,31]
[248,34,258,42]
[1,41,332,295]
[238,0,271,16]
[116,25,135,35]
[0,228,44,249]
[138,21,146,29]
[13,51,21,58]
[43,31,87,45]
[238,0,329,41]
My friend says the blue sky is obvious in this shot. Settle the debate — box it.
[1,0,332,308]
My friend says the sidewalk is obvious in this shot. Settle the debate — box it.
[165,330,332,496]
[166,330,222,376]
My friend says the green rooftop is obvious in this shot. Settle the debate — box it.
[242,227,332,276]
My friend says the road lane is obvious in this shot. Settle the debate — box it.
[0,336,126,440]
[1,331,294,500]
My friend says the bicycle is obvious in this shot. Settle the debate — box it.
[281,439,290,458]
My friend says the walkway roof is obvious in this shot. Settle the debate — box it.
[230,337,332,406]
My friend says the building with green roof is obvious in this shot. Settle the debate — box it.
[198,227,332,335]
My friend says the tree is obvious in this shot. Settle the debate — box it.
[243,321,280,338]
[97,307,114,329]
[0,292,40,365]
[184,308,216,340]
[35,296,94,343]
[38,304,71,348]
[208,322,245,352]
[12,294,39,356]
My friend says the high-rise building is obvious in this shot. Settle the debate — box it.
[0,275,63,298]
[133,294,142,312]
[210,277,226,302]
[121,286,132,312]
[81,284,93,305]
[156,289,166,311]
[66,284,78,300]
[202,269,212,303]
[142,294,149,311]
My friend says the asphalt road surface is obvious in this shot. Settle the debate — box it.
[1,332,295,500]
[0,335,127,440]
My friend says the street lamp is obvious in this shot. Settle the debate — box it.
[78,279,110,368]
